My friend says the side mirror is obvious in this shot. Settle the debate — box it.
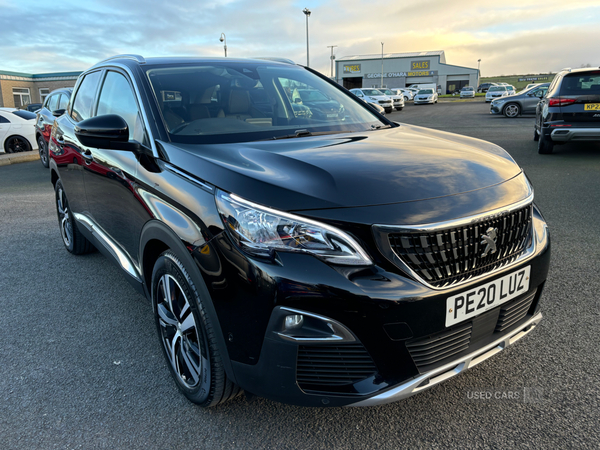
[52,109,66,117]
[294,97,302,104]
[75,114,133,150]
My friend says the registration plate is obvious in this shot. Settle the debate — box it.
[584,103,600,111]
[445,266,531,327]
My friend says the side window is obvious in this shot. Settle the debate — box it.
[71,71,102,122]
[0,115,10,124]
[47,94,59,112]
[58,94,70,110]
[97,71,146,143]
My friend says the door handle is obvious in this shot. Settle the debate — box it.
[81,148,94,163]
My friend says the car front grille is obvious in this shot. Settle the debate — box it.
[296,343,377,391]
[406,322,472,369]
[387,205,532,288]
[496,289,537,332]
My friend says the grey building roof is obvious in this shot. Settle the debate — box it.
[338,51,446,63]
[0,70,82,82]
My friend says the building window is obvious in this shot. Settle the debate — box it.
[13,88,31,108]
[39,88,50,103]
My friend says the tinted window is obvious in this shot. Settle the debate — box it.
[12,110,36,120]
[0,115,9,124]
[560,72,600,95]
[58,94,70,110]
[47,94,59,111]
[71,71,102,122]
[97,71,145,142]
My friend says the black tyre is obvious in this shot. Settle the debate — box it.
[38,136,49,168]
[54,180,95,254]
[404,96,408,102]
[537,130,554,154]
[396,107,403,111]
[5,136,31,153]
[503,103,520,118]
[152,250,241,407]
[533,125,540,141]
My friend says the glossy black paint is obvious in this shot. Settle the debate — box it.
[49,56,551,407]
[35,88,72,154]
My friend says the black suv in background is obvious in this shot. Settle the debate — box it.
[49,55,550,408]
[535,67,600,154]
[35,88,72,167]
[477,82,497,93]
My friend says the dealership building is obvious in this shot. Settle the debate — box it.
[0,70,80,108]
[335,50,479,94]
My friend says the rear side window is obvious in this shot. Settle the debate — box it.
[12,110,36,120]
[560,72,600,95]
[46,94,59,111]
[71,71,102,122]
[0,115,9,124]
[58,94,70,110]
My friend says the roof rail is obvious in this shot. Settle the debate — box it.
[254,57,296,65]
[560,67,571,72]
[99,54,146,64]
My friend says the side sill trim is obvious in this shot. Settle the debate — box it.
[348,312,542,407]
[74,213,142,283]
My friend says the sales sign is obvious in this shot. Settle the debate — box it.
[411,60,430,70]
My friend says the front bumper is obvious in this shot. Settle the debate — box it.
[414,98,434,104]
[490,103,504,114]
[351,311,542,406]
[210,202,550,407]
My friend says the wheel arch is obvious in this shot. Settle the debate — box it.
[3,134,32,152]
[139,220,238,384]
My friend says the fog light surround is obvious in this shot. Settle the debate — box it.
[284,314,304,330]
[275,307,356,343]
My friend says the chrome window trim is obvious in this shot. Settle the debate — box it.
[160,161,214,193]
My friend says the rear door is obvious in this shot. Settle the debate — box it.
[558,71,600,125]
[52,70,103,214]
[522,86,547,114]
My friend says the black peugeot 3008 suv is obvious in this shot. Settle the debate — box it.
[49,55,550,408]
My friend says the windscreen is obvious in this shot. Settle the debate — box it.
[489,86,506,92]
[560,72,600,95]
[418,89,433,94]
[145,62,385,144]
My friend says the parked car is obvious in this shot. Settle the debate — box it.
[459,86,475,98]
[506,85,516,95]
[485,86,510,102]
[349,88,393,113]
[490,83,549,118]
[534,67,600,154]
[477,83,497,93]
[35,88,72,168]
[396,88,414,101]
[23,103,43,112]
[377,88,405,111]
[365,102,386,114]
[414,88,438,104]
[293,89,344,120]
[49,54,550,408]
[0,108,38,153]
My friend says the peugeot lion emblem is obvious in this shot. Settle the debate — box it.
[480,227,498,257]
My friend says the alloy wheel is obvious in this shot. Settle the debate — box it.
[6,137,28,153]
[504,104,519,118]
[156,274,203,388]
[56,187,72,247]
[38,137,48,165]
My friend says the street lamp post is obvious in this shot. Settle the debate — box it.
[327,45,337,78]
[219,33,227,57]
[477,59,481,87]
[303,8,311,67]
[381,42,384,88]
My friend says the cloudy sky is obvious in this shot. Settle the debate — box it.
[1,0,599,77]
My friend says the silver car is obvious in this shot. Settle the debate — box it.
[350,88,394,113]
[414,89,438,105]
[378,88,405,111]
[490,83,550,118]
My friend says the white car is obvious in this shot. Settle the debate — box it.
[0,108,38,153]
[398,88,415,101]
[413,89,438,105]
[350,88,394,113]
[378,88,405,111]
[485,86,510,102]
[506,85,516,95]
[459,86,476,98]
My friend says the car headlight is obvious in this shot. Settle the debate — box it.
[215,190,372,265]
[369,97,378,101]
[494,99,505,105]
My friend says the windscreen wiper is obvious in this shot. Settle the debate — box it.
[269,129,313,140]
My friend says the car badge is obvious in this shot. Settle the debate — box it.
[480,227,498,257]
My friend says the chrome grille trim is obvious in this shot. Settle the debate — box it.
[373,193,536,291]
